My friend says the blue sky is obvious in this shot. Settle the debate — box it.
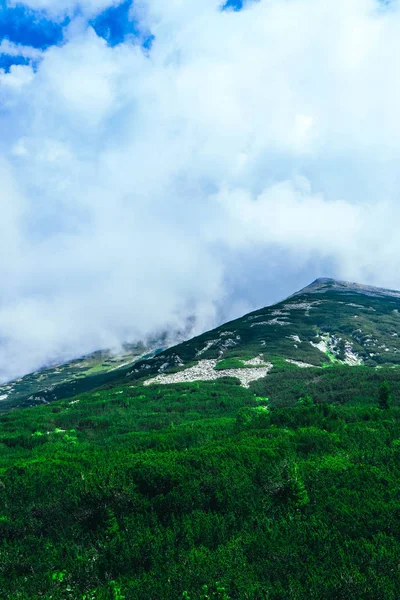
[0,0,243,71]
[0,3,66,59]
[0,0,141,71]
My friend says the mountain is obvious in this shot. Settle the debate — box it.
[127,277,400,388]
[0,339,165,412]
[3,277,400,412]
[1,278,399,599]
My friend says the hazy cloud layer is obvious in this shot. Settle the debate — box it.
[0,0,400,381]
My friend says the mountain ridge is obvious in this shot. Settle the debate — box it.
[292,277,400,299]
[3,276,400,410]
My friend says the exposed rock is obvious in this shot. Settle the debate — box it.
[286,359,315,368]
[251,318,290,327]
[143,359,273,389]
[196,340,217,357]
[287,334,301,343]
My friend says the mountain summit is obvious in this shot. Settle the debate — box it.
[293,277,400,299]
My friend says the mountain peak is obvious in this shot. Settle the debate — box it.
[293,277,400,299]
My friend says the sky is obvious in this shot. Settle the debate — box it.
[0,0,400,382]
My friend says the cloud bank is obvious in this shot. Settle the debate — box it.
[0,0,400,381]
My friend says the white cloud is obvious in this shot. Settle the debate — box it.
[0,63,35,89]
[0,40,42,59]
[1,0,400,381]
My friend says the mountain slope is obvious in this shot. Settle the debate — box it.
[0,278,399,599]
[3,277,400,411]
[127,277,400,389]
[0,281,400,600]
[0,340,165,412]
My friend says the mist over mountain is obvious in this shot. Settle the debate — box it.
[2,0,400,381]
[4,276,400,411]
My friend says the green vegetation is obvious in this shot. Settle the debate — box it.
[4,279,400,412]
[0,369,399,599]
[1,279,400,597]
[0,342,160,413]
[214,358,246,370]
[379,380,392,410]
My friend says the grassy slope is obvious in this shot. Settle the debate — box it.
[1,282,400,597]
[0,368,399,599]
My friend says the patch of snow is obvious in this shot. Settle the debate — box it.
[0,394,8,401]
[69,399,80,405]
[143,359,273,389]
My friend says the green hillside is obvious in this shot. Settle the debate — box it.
[127,277,400,388]
[4,276,400,411]
[0,341,165,413]
[0,278,400,599]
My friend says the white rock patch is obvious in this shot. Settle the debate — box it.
[310,334,363,366]
[143,359,273,389]
[310,338,328,353]
[287,335,301,343]
[344,342,363,366]
[244,355,267,366]
[251,318,290,327]
[286,359,315,368]
[270,309,290,317]
[283,300,322,315]
[196,340,217,357]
